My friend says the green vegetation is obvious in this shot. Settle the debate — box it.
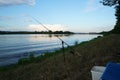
[18,50,63,65]
[0,34,120,80]
[101,0,120,34]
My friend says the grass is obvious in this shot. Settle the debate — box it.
[0,34,120,80]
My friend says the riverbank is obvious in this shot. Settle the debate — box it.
[0,31,74,34]
[0,34,120,80]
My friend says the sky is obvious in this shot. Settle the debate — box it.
[0,0,116,32]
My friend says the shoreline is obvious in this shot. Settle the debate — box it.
[0,36,100,69]
[0,34,120,80]
[0,34,100,67]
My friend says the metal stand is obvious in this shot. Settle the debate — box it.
[62,41,66,63]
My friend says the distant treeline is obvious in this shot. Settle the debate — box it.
[0,31,74,34]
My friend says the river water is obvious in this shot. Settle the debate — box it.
[0,34,100,66]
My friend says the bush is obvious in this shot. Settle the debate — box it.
[18,58,29,65]
[74,40,79,46]
[29,53,35,61]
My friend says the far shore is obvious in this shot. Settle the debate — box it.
[0,31,100,35]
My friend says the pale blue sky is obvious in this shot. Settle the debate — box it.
[0,0,116,32]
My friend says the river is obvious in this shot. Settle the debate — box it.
[0,34,100,66]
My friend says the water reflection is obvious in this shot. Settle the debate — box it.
[0,34,100,66]
[28,34,73,42]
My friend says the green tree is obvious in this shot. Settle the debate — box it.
[101,0,120,33]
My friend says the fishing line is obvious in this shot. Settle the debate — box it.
[28,15,81,79]
[28,15,81,56]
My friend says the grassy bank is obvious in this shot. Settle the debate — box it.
[0,34,120,80]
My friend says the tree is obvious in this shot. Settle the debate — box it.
[101,0,120,33]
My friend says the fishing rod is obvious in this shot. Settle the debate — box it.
[30,16,50,31]
[29,16,81,58]
[30,16,70,46]
[29,16,81,79]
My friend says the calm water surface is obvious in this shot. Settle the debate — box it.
[0,34,100,66]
